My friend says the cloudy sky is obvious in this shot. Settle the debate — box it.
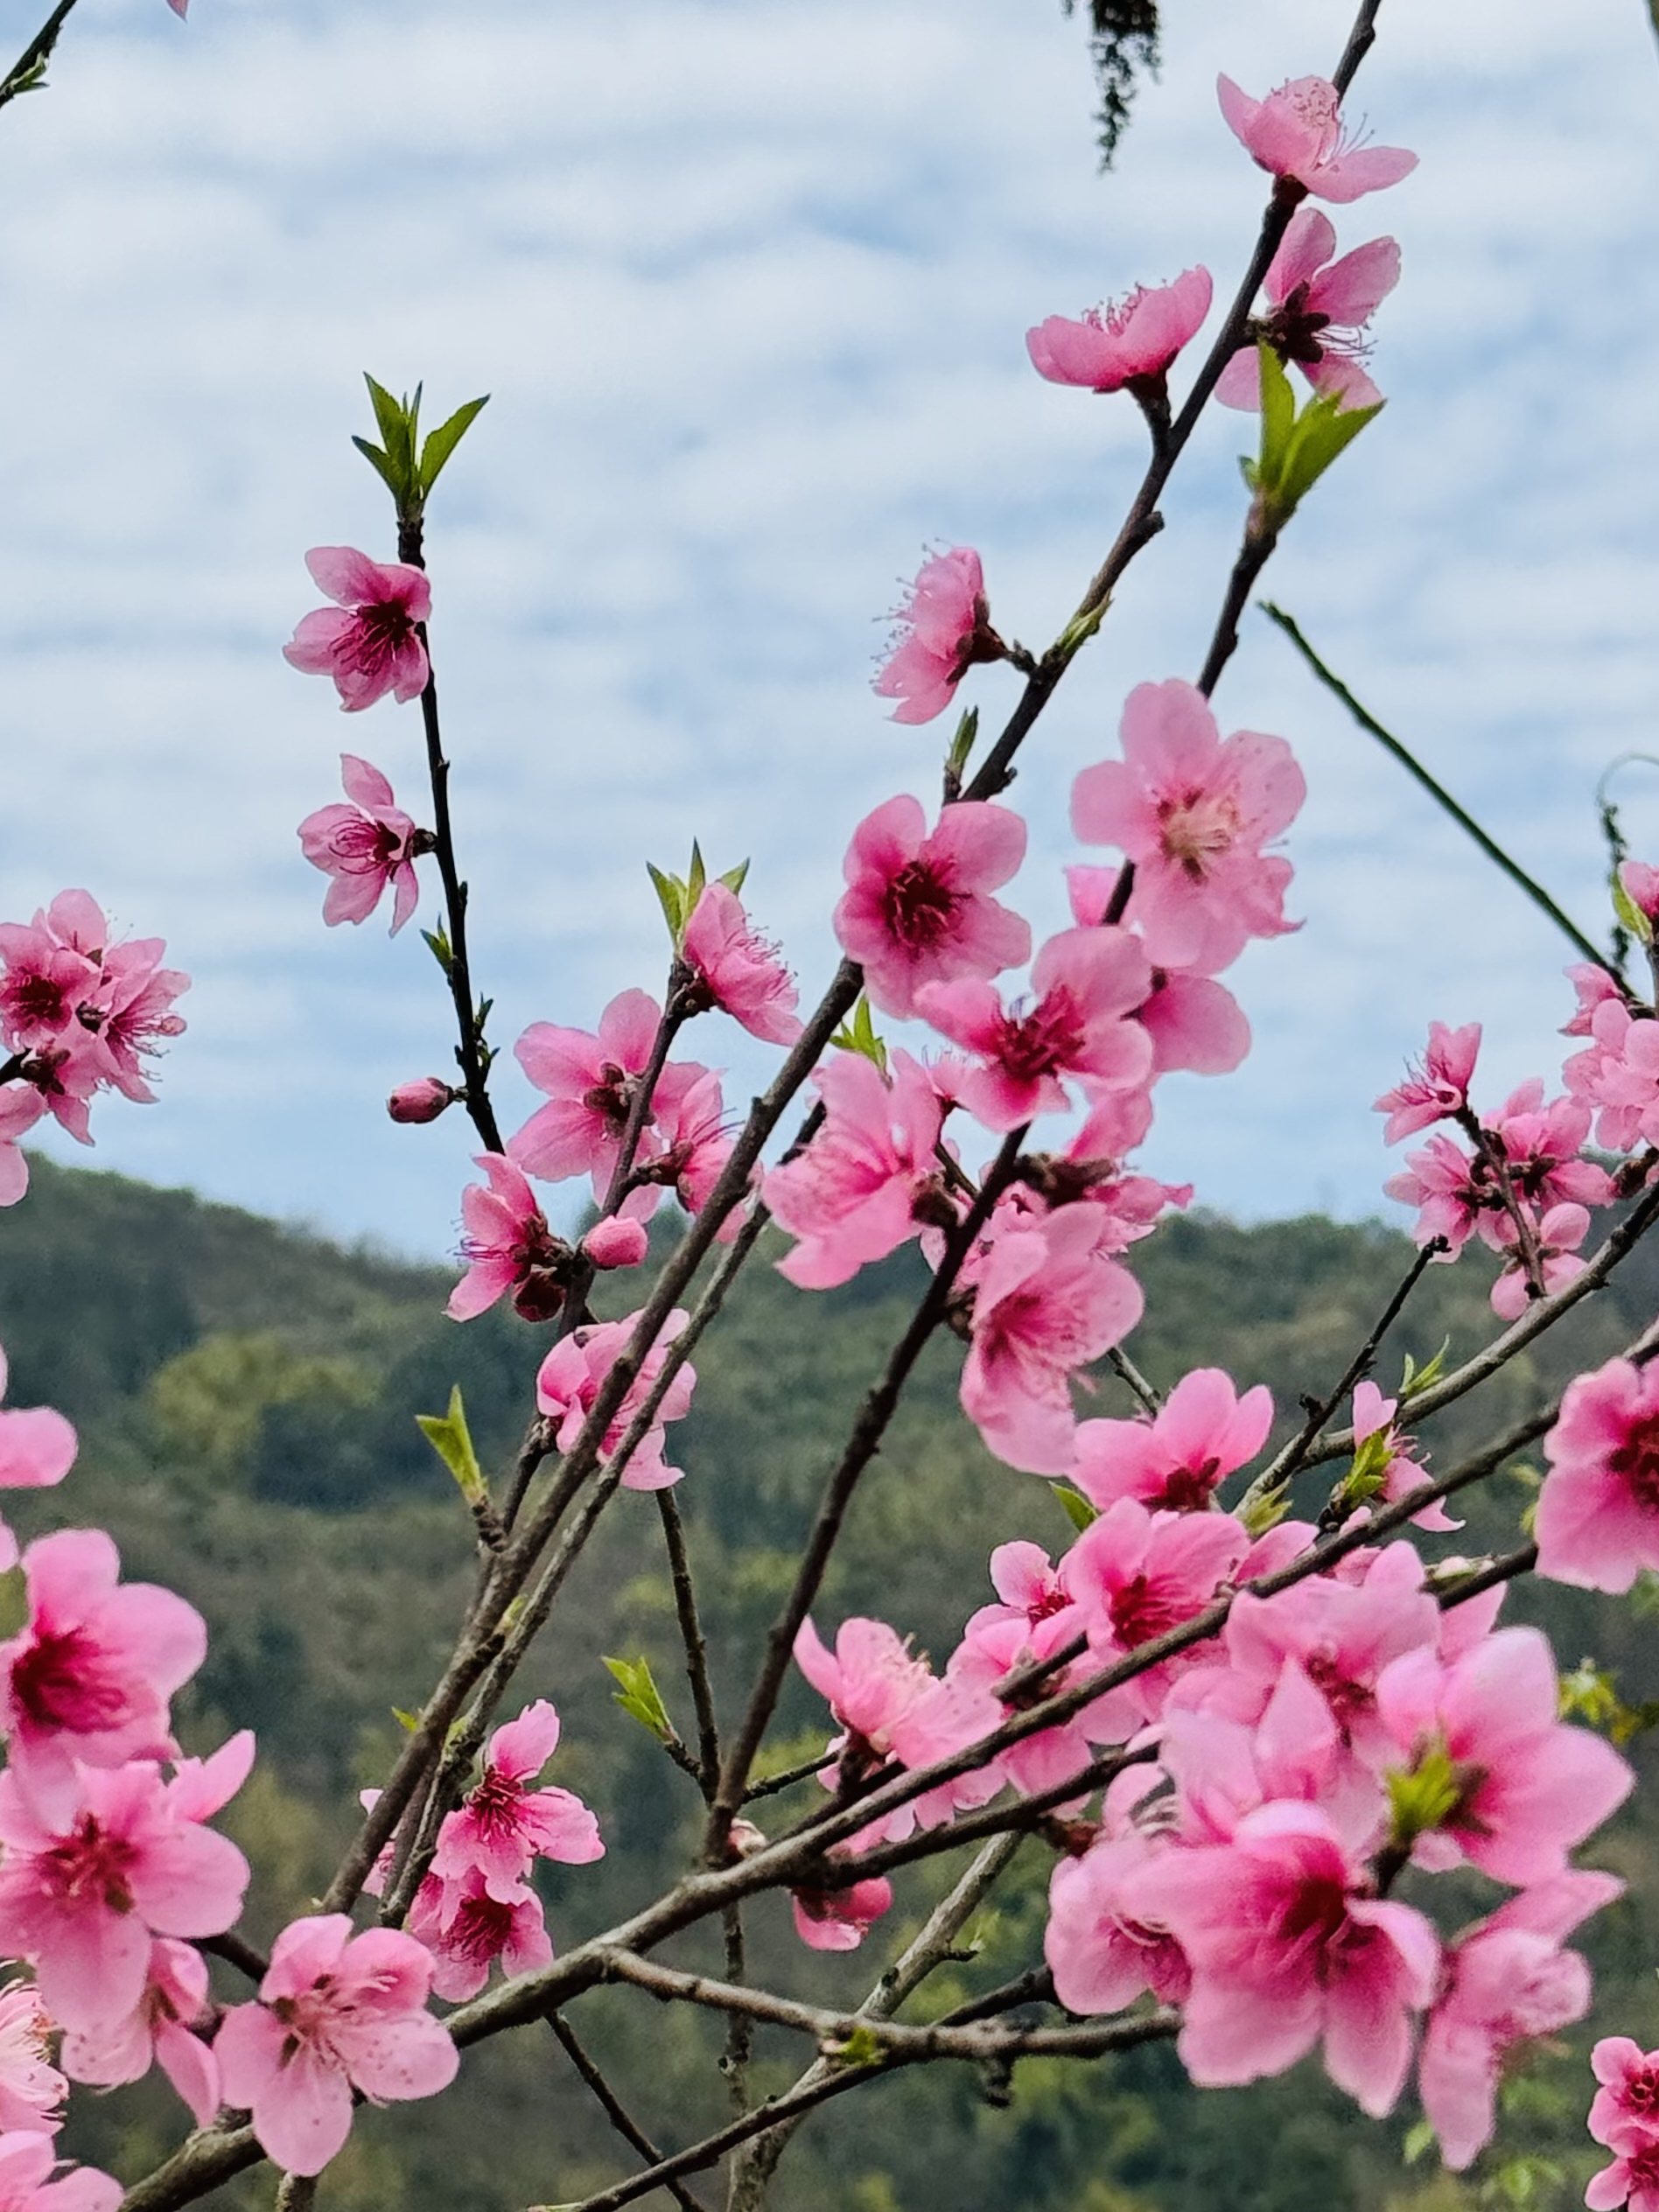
[2,0,1656,1262]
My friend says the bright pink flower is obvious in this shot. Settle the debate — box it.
[1564,999,1659,1155]
[1374,1021,1481,1144]
[82,943,189,1105]
[0,1349,75,1494]
[0,1530,207,1823]
[283,547,431,711]
[1421,1872,1619,2171]
[950,1544,1109,1797]
[1158,1659,1381,1858]
[872,547,1004,724]
[644,1067,736,1226]
[1588,2143,1659,2212]
[1536,1357,1659,1593]
[388,1076,454,1124]
[833,795,1030,1021]
[447,1154,570,1324]
[1044,1773,1193,2016]
[60,1936,220,2128]
[582,1215,649,1270]
[1065,865,1251,1074]
[1125,1800,1438,2114]
[916,927,1152,1131]
[0,1983,65,2134]
[1348,1380,1459,1533]
[535,1311,696,1490]
[298,756,424,934]
[1375,1625,1633,1886]
[1216,208,1399,411]
[1216,74,1418,203]
[1489,1080,1614,1215]
[766,1048,950,1291]
[0,1759,250,2033]
[214,1914,458,2177]
[1382,1132,1485,1256]
[1072,681,1304,971]
[1592,2034,1659,2150]
[511,989,683,1203]
[406,1868,554,2003]
[1489,1200,1591,1320]
[0,1087,45,1209]
[790,1866,894,1953]
[681,884,802,1046]
[0,2133,119,2212]
[794,1617,955,1771]
[959,1202,1144,1474]
[1063,1498,1248,1717]
[1071,1368,1273,1515]
[0,927,97,1055]
[430,1700,603,1901]
[1026,269,1213,394]
[1564,962,1624,1039]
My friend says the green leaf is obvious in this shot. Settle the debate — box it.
[1401,2119,1435,2167]
[603,1655,676,1744]
[0,1565,27,1642]
[647,863,687,945]
[1385,1740,1463,1846]
[686,841,707,915]
[1255,342,1296,493]
[1275,392,1382,514]
[422,925,454,977]
[419,395,490,496]
[416,1384,487,1504]
[364,374,406,452]
[1054,598,1106,662]
[718,859,750,898]
[829,996,888,1076]
[392,1706,421,1734]
[1399,1337,1451,1401]
[1052,1481,1098,1533]
[1614,868,1652,946]
[946,705,979,785]
[830,2025,886,2070]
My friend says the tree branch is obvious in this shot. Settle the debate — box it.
[549,2014,711,2212]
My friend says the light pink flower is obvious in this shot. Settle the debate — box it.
[60,1936,220,2128]
[283,547,431,711]
[1216,74,1418,203]
[1071,1368,1273,1515]
[766,1048,950,1291]
[582,1215,649,1270]
[1536,1357,1659,1593]
[950,1546,1109,1796]
[1072,681,1305,971]
[1216,207,1399,411]
[1026,269,1213,394]
[82,943,189,1105]
[214,1914,458,2177]
[916,927,1152,1131]
[1588,2143,1659,2212]
[535,1311,696,1490]
[298,756,423,934]
[1063,1498,1248,1718]
[0,1983,65,2134]
[1374,1021,1481,1144]
[832,795,1030,1021]
[1592,2034,1659,2150]
[1563,962,1624,1039]
[0,1087,46,1209]
[0,2132,119,2212]
[1349,1380,1459,1533]
[0,1349,75,1494]
[873,547,1004,724]
[681,884,802,1046]
[1125,1799,1438,2115]
[1044,1776,1193,2016]
[1564,998,1659,1156]
[790,1866,894,1953]
[645,1067,736,1225]
[959,1202,1144,1474]
[447,1154,570,1324]
[406,1868,554,2003]
[1421,1872,1619,2171]
[1489,1200,1591,1320]
[794,1617,955,1771]
[0,1530,208,1823]
[1375,1625,1633,1886]
[388,1077,454,1124]
[430,1701,603,1901]
[511,990,673,1199]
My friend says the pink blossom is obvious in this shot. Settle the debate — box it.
[1065,866,1252,1074]
[916,927,1152,1131]
[447,1154,570,1324]
[790,1866,894,1952]
[949,1554,1108,1799]
[0,2134,119,2212]
[1374,1021,1481,1144]
[1125,1799,1438,2114]
[1071,1368,1273,1515]
[0,927,97,1054]
[298,755,424,934]
[832,794,1030,1020]
[283,547,431,711]
[1382,1132,1486,1256]
[430,1700,603,1901]
[1421,1872,1619,2171]
[1592,2035,1659,2150]
[1063,1498,1248,1718]
[1072,681,1304,971]
[794,1617,958,1772]
[1216,208,1399,411]
[1588,2143,1659,2212]
[1216,74,1418,203]
[1536,1357,1659,1593]
[406,1868,554,2003]
[680,883,802,1046]
[872,547,1004,724]
[60,1936,220,2128]
[1489,1200,1591,1320]
[645,1067,736,1225]
[0,1087,45,1209]
[582,1215,649,1270]
[214,1914,458,2177]
[388,1077,454,1124]
[1564,961,1624,1039]
[1621,861,1659,928]
[0,1349,75,1494]
[959,1202,1144,1474]
[1026,269,1213,394]
[1044,1775,1192,2016]
[1349,1380,1459,1533]
[511,989,675,1200]
[82,942,189,1104]
[0,1530,208,1823]
[0,1760,250,2033]
[535,1312,696,1490]
[1158,1659,1380,1858]
[0,1984,65,2134]
[765,1048,950,1291]
[1375,1625,1633,1886]
[1564,998,1659,1155]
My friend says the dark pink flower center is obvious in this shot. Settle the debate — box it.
[1109,1573,1189,1649]
[466,1767,528,1847]
[1624,2068,1659,2117]
[1026,1586,1071,1627]
[1302,1649,1372,1737]
[447,1892,516,1967]
[1150,1460,1221,1514]
[1262,285,1334,368]
[328,816,405,877]
[10,1627,135,1735]
[1155,789,1242,882]
[1279,1872,1349,1956]
[881,860,959,952]
[45,1815,138,1914]
[991,990,1086,1084]
[4,975,70,1032]
[581,1061,634,1133]
[1613,1417,1659,1512]
[348,599,418,674]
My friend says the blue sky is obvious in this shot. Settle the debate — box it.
[2,0,1656,1263]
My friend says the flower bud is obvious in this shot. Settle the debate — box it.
[582,1216,649,1270]
[388,1077,455,1125]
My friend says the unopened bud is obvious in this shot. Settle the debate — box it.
[583,1215,649,1270]
[388,1077,455,1125]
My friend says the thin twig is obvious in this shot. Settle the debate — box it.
[742,1749,837,1803]
[549,2014,711,2212]
[1436,1543,1538,1609]
[1105,1345,1162,1413]
[657,1488,720,1794]
[0,0,80,115]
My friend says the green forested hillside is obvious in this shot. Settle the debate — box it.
[3,1157,1657,2212]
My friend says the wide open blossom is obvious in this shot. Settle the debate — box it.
[1072,681,1304,972]
[1592,2034,1659,2152]
[535,1310,696,1490]
[681,884,802,1046]
[832,795,1030,1020]
[430,1700,603,1901]
[0,1984,65,2134]
[283,546,431,711]
[60,1936,220,2128]
[916,926,1152,1132]
[1216,74,1418,203]
[405,1868,555,2004]
[0,2133,119,2212]
[0,927,97,1056]
[0,1530,208,1824]
[1374,1020,1481,1145]
[765,1048,950,1290]
[510,989,710,1210]
[298,755,424,935]
[872,547,1005,724]
[794,1616,959,1774]
[1063,1497,1249,1721]
[1536,1356,1659,1593]
[1564,998,1659,1155]
[1045,1772,1193,2016]
[1216,207,1400,412]
[0,895,187,1135]
[1026,268,1213,396]
[214,1914,458,2176]
[1587,2142,1659,2212]
[1070,1368,1273,1515]
[446,1154,570,1324]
